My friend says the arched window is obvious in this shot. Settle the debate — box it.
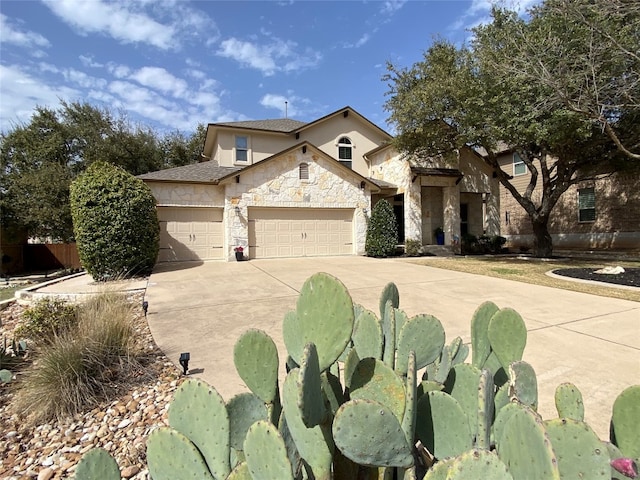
[299,163,309,180]
[337,136,352,168]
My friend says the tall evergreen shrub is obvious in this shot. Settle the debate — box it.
[70,161,159,280]
[365,199,398,257]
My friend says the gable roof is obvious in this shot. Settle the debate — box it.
[210,118,307,133]
[292,106,392,139]
[138,161,241,183]
[216,141,380,191]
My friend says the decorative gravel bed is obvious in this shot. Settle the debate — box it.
[552,267,640,288]
[0,294,186,480]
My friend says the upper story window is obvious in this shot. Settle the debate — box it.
[299,163,309,180]
[578,187,596,222]
[513,152,526,176]
[235,135,248,162]
[338,136,352,169]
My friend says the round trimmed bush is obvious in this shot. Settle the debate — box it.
[365,199,398,257]
[70,161,159,280]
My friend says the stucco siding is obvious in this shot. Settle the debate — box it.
[148,181,225,207]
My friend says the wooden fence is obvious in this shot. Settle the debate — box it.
[2,243,82,274]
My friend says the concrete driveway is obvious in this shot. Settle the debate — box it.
[144,256,639,439]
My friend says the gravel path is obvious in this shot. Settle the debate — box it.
[552,267,640,287]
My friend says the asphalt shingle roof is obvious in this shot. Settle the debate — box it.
[137,161,241,183]
[212,118,307,133]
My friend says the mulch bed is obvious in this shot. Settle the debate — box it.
[552,268,640,287]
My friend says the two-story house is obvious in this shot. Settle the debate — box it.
[497,150,640,251]
[139,107,499,262]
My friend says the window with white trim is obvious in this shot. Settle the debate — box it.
[337,136,353,169]
[578,187,596,222]
[299,163,309,180]
[235,135,248,162]
[513,152,526,176]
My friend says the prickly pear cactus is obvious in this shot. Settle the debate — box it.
[74,447,120,480]
[487,308,527,370]
[233,329,279,404]
[611,385,640,460]
[333,398,414,468]
[554,382,584,421]
[147,427,216,480]
[433,449,513,479]
[227,392,268,451]
[0,369,12,384]
[544,418,610,480]
[508,360,538,409]
[168,379,230,480]
[352,308,384,360]
[244,420,293,480]
[283,272,354,371]
[350,357,406,421]
[396,314,445,375]
[470,301,499,368]
[496,404,560,480]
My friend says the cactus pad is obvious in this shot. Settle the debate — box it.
[350,357,406,421]
[545,418,609,480]
[554,382,584,421]
[167,379,230,480]
[470,301,499,368]
[333,398,414,467]
[283,272,354,371]
[611,385,640,459]
[226,461,251,480]
[443,364,482,440]
[298,342,326,427]
[352,308,384,360]
[416,390,473,460]
[244,420,293,480]
[226,392,268,451]
[234,329,279,404]
[444,449,513,479]
[487,308,527,370]
[508,360,538,409]
[396,314,446,375]
[75,448,120,480]
[379,282,400,319]
[496,404,560,480]
[147,427,215,480]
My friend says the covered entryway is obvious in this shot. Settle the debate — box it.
[157,207,223,262]
[248,208,353,258]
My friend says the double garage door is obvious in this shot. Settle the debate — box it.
[157,207,223,262]
[249,208,353,259]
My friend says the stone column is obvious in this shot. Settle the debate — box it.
[443,186,461,253]
[405,180,423,244]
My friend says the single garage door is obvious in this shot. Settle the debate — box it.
[157,207,223,262]
[249,208,353,259]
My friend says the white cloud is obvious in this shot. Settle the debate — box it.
[129,66,188,97]
[79,55,103,68]
[0,64,80,131]
[43,0,176,50]
[63,69,108,89]
[0,13,51,55]
[260,93,315,118]
[217,36,322,76]
[107,63,132,79]
[380,1,407,15]
[344,33,371,49]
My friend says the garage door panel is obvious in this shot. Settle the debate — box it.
[248,208,353,259]
[157,207,223,262]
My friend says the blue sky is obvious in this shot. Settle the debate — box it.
[0,0,536,135]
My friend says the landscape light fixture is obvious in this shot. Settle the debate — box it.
[142,300,149,316]
[235,206,241,215]
[179,352,190,375]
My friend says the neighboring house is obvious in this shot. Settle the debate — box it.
[497,151,640,250]
[139,107,499,262]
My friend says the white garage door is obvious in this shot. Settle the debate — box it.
[248,208,353,259]
[157,207,223,262]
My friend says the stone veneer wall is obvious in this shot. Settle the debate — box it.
[368,149,422,242]
[223,149,370,260]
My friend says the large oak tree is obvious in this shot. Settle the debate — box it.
[1,101,205,242]
[384,0,638,257]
